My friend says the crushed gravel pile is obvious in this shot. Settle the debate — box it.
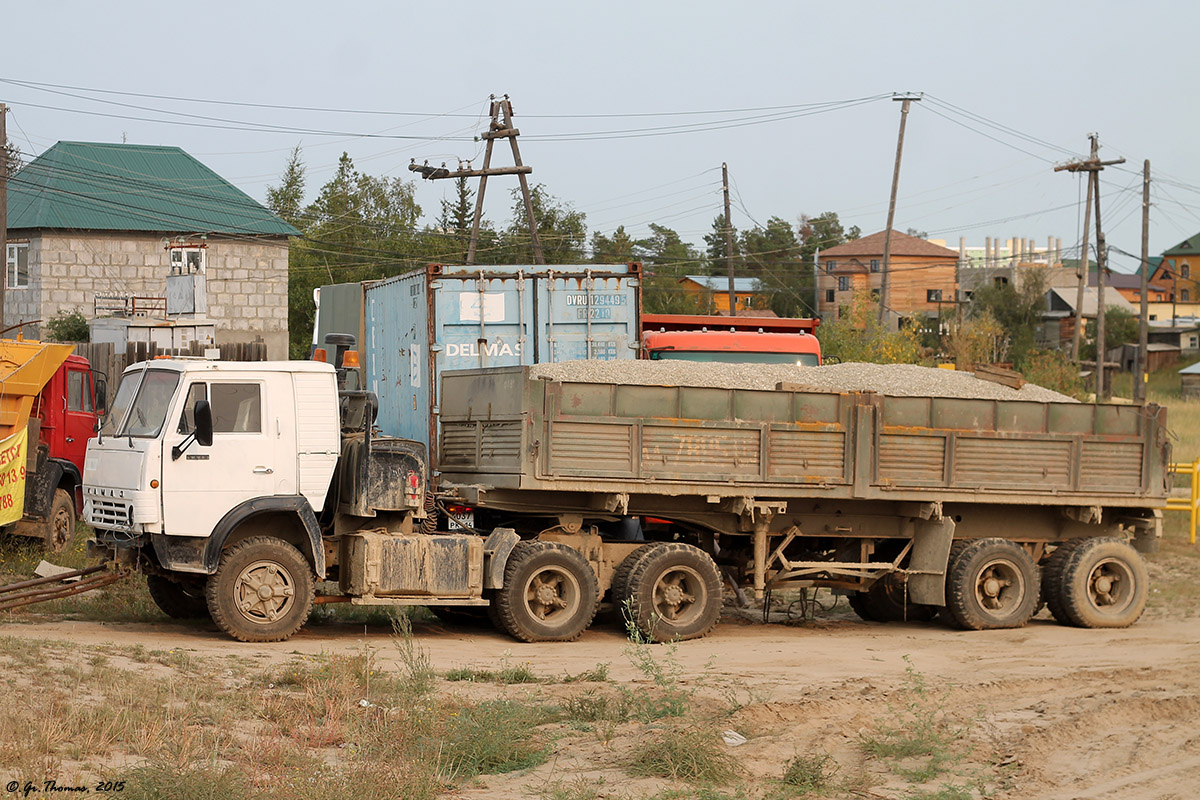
[528,360,1079,403]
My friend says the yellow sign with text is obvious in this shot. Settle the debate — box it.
[0,428,28,526]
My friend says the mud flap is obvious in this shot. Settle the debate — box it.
[907,517,955,606]
[483,527,520,590]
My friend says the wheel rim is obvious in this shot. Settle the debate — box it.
[522,564,581,629]
[972,558,1027,618]
[1085,557,1136,616]
[650,565,705,626]
[233,560,297,625]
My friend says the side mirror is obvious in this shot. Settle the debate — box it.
[194,400,213,447]
[94,378,108,416]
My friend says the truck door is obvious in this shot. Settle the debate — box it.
[62,364,96,474]
[160,374,297,538]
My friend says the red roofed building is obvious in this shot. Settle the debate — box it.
[817,229,959,320]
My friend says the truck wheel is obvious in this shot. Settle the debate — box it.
[205,537,314,643]
[1041,540,1083,625]
[146,574,209,619]
[849,573,938,623]
[1058,537,1148,628]
[944,538,1039,630]
[495,541,598,642]
[45,489,76,553]
[626,543,723,642]
[609,543,664,617]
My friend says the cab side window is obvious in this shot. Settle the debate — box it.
[67,370,93,412]
[211,384,262,433]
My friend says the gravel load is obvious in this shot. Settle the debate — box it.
[528,360,1079,403]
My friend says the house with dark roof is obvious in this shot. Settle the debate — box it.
[1150,238,1200,321]
[816,230,958,320]
[4,141,298,357]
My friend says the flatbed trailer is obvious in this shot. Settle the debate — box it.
[438,366,1167,635]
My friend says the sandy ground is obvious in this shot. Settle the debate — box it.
[3,602,1199,799]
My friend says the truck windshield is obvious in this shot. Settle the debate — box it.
[651,351,820,366]
[101,369,181,438]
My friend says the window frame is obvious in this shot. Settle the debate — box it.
[5,242,29,289]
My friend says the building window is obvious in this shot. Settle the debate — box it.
[1183,262,1191,279]
[1184,289,1192,302]
[994,276,1009,288]
[927,289,943,302]
[837,276,850,292]
[870,289,880,301]
[870,259,880,273]
[825,260,836,273]
[167,243,206,274]
[825,289,835,303]
[5,243,29,289]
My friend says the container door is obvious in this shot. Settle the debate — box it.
[160,374,295,538]
[535,268,639,362]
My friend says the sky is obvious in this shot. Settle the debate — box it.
[4,1,1198,274]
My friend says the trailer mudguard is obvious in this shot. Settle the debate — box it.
[201,497,325,578]
[907,516,955,606]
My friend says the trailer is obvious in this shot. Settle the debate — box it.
[437,364,1166,638]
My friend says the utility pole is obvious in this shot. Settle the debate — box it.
[1054,138,1123,399]
[722,163,736,316]
[1069,136,1098,363]
[878,93,921,325]
[1136,160,1151,405]
[0,102,7,333]
[410,95,544,266]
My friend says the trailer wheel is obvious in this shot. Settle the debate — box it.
[45,489,76,553]
[609,543,664,616]
[626,543,723,642]
[944,538,1039,630]
[147,574,209,619]
[495,542,598,642]
[206,536,314,643]
[1040,540,1083,624]
[849,573,938,623]
[1058,537,1148,628]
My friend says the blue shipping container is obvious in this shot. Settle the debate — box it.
[363,264,641,465]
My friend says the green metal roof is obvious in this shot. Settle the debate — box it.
[6,141,299,236]
[1163,235,1200,257]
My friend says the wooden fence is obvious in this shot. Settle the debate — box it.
[73,341,270,396]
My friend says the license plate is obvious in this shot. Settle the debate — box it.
[447,510,474,531]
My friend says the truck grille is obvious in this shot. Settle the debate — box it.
[86,498,133,528]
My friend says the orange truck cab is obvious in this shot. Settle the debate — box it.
[640,314,822,365]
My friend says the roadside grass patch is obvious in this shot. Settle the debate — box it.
[859,658,968,783]
[628,724,742,784]
[776,751,838,795]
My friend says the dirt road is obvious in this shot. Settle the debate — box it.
[4,604,1199,799]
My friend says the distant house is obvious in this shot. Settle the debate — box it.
[1040,286,1136,349]
[4,141,299,358]
[1180,361,1200,399]
[817,230,958,321]
[1153,236,1200,321]
[1091,269,1170,307]
[678,275,767,314]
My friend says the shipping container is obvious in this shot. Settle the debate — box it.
[357,264,641,463]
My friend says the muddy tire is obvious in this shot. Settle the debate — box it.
[147,574,209,619]
[495,541,598,643]
[1058,537,1148,628]
[205,537,314,643]
[625,543,723,642]
[944,538,1039,631]
[609,543,663,616]
[1041,540,1083,625]
[850,573,938,623]
[45,489,76,553]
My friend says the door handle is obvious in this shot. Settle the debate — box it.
[66,437,75,443]
[252,466,274,474]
